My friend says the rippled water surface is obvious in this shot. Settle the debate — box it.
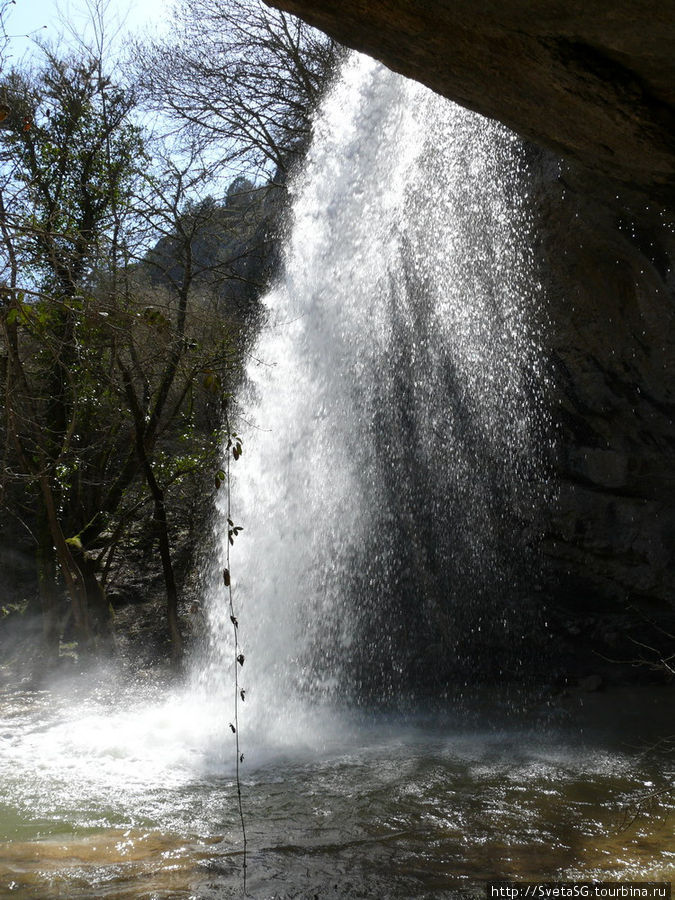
[0,683,673,898]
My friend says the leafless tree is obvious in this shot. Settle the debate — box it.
[135,0,341,180]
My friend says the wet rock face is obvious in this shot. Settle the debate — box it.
[534,160,675,617]
[264,0,675,195]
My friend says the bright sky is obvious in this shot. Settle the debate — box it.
[5,0,170,62]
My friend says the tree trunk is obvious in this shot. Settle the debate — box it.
[149,475,184,663]
[36,512,61,666]
[140,456,183,663]
[70,543,117,657]
[38,474,92,651]
[117,357,183,663]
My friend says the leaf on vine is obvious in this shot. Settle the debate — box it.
[223,568,231,586]
[237,653,245,666]
[229,722,236,733]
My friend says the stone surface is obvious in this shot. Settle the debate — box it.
[264,0,675,195]
[525,156,675,625]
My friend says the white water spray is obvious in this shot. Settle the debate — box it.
[197,53,547,741]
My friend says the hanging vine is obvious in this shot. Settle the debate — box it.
[220,413,247,893]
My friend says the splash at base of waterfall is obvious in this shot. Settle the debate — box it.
[1,680,674,898]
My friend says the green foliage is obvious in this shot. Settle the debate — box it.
[0,53,143,292]
[1,598,28,618]
[0,44,251,661]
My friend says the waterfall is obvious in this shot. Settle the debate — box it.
[6,55,675,897]
[197,54,547,733]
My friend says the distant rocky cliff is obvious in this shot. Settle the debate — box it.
[264,0,675,664]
